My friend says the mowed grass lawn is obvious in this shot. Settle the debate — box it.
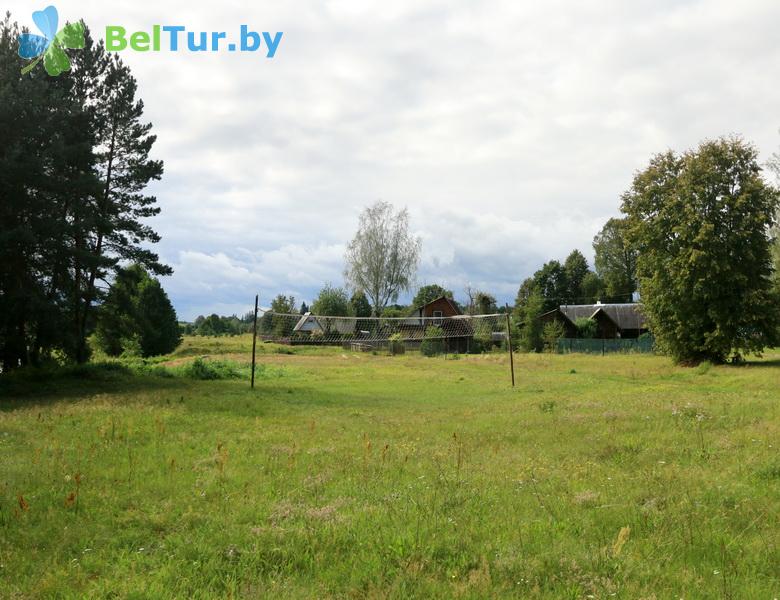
[1,336,779,599]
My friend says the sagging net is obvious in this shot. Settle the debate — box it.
[256,311,509,353]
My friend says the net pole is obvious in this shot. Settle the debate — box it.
[251,294,259,389]
[505,303,515,387]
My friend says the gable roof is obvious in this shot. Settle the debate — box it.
[409,295,462,316]
[545,303,647,331]
[293,312,356,334]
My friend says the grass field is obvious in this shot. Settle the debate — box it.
[1,336,779,598]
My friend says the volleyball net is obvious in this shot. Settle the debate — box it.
[254,310,510,353]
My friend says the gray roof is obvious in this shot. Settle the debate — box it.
[557,303,647,331]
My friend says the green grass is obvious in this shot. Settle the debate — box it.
[1,336,779,598]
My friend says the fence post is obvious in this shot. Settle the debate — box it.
[505,304,515,388]
[251,294,259,389]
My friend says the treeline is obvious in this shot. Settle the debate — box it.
[182,314,256,337]
[0,18,171,370]
[514,137,780,362]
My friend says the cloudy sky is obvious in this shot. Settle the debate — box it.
[10,0,780,319]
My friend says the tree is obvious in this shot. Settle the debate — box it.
[311,284,350,316]
[0,15,97,369]
[542,321,565,353]
[514,278,536,314]
[344,201,421,316]
[563,250,589,302]
[259,294,297,337]
[581,271,605,304]
[70,39,168,363]
[299,302,309,315]
[767,144,780,298]
[621,137,780,364]
[532,260,568,312]
[136,277,181,356]
[517,291,544,352]
[350,291,372,318]
[0,21,168,369]
[593,217,638,303]
[474,292,498,315]
[95,265,180,357]
[412,284,453,308]
[574,317,597,339]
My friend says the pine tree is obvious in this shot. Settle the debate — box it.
[95,265,180,357]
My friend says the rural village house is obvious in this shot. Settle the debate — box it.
[539,302,648,339]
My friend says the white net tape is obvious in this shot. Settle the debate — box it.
[257,311,509,352]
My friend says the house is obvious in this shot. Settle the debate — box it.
[293,312,357,336]
[397,296,475,352]
[539,302,648,339]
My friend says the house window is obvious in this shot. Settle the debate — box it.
[432,310,443,324]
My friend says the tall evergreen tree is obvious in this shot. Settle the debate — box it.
[1,20,170,369]
[95,264,180,357]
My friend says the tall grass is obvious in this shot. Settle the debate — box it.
[0,338,778,598]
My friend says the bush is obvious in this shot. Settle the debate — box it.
[542,321,565,353]
[389,333,405,355]
[184,358,242,380]
[420,326,444,356]
[574,317,597,339]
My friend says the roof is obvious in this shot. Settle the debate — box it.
[544,303,647,331]
[408,295,462,317]
[293,313,357,334]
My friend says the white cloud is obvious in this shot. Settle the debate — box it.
[8,0,780,318]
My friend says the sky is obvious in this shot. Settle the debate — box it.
[8,0,780,319]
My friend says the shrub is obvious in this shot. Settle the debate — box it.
[575,317,597,339]
[184,358,242,380]
[542,321,565,353]
[389,333,405,355]
[420,326,445,356]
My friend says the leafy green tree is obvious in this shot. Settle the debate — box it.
[380,306,407,318]
[344,201,421,316]
[95,265,180,357]
[581,271,605,304]
[474,292,498,315]
[563,250,589,302]
[311,284,350,316]
[517,291,544,352]
[542,321,565,353]
[767,147,780,299]
[514,278,536,314]
[621,137,780,363]
[532,260,568,312]
[412,284,453,308]
[259,295,297,337]
[350,291,372,318]
[593,217,638,303]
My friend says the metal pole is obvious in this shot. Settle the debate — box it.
[505,303,515,387]
[251,294,259,389]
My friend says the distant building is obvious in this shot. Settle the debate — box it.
[293,312,357,336]
[539,303,648,339]
[399,296,474,352]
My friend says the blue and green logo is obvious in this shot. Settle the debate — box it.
[18,6,85,76]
